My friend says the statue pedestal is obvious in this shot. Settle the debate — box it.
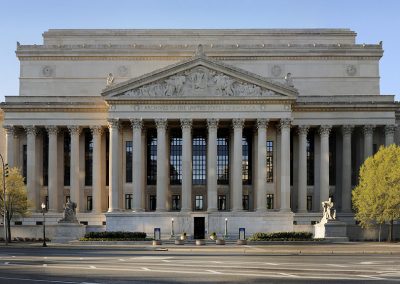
[314,219,349,242]
[51,223,86,244]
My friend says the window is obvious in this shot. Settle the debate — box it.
[64,133,71,186]
[87,196,93,211]
[242,133,252,184]
[170,131,182,185]
[217,132,229,184]
[147,130,157,185]
[192,132,206,185]
[43,133,49,186]
[307,195,313,211]
[125,194,132,210]
[195,195,204,211]
[218,195,226,211]
[149,195,156,211]
[307,132,315,186]
[172,195,181,211]
[242,195,249,210]
[85,131,93,186]
[267,194,274,209]
[22,144,27,184]
[126,141,133,183]
[266,141,273,183]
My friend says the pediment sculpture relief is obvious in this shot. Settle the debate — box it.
[123,67,279,97]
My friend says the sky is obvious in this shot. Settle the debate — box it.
[0,0,399,101]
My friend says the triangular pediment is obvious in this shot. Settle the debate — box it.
[102,54,298,99]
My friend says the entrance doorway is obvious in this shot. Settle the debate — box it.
[193,217,205,239]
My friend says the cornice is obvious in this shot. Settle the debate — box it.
[106,98,295,105]
[293,106,398,112]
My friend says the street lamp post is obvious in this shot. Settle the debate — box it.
[0,154,8,246]
[41,203,47,247]
[224,218,228,239]
[170,218,174,239]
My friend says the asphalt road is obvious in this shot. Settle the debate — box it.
[0,246,399,283]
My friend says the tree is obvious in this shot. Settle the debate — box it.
[0,167,29,242]
[352,145,400,242]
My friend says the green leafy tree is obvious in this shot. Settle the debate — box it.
[352,145,400,242]
[0,167,29,242]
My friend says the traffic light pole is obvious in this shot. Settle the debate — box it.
[0,154,7,245]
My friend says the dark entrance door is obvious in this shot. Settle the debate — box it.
[193,217,205,239]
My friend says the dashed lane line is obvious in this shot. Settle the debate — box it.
[141,267,150,271]
[206,270,222,274]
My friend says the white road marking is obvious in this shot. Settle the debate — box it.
[0,275,89,283]
[264,262,279,266]
[89,266,96,269]
[360,261,374,265]
[43,264,47,267]
[44,257,48,259]
[279,272,298,278]
[130,256,173,260]
[141,267,150,271]
[162,260,170,262]
[12,256,15,258]
[118,259,125,261]
[79,258,84,260]
[326,264,347,268]
[357,275,387,280]
[206,270,222,274]
[212,261,222,264]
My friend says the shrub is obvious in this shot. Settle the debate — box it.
[249,231,313,241]
[82,231,147,241]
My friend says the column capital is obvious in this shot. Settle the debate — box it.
[384,124,396,135]
[232,118,245,129]
[180,118,192,130]
[363,124,375,135]
[155,118,168,129]
[108,118,120,130]
[90,126,104,136]
[46,125,59,135]
[3,125,15,135]
[279,118,292,130]
[207,118,219,129]
[256,118,269,129]
[25,125,37,136]
[68,125,82,136]
[296,125,309,136]
[130,118,143,130]
[318,125,332,136]
[342,125,354,135]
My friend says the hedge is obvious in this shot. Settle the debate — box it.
[82,231,147,241]
[249,231,313,241]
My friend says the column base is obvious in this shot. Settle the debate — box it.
[279,208,292,213]
[107,208,122,213]
[132,208,145,213]
[296,209,307,214]
[156,209,167,212]
[231,209,244,213]
[256,208,267,213]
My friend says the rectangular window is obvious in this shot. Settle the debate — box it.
[242,133,252,184]
[267,194,274,209]
[192,133,206,185]
[87,196,93,211]
[125,194,132,210]
[149,195,156,211]
[64,133,71,186]
[307,132,315,186]
[22,144,27,184]
[172,195,181,211]
[217,133,229,184]
[242,195,249,210]
[218,195,226,211]
[147,130,157,185]
[126,141,133,183]
[85,131,93,186]
[266,141,273,183]
[307,195,313,211]
[195,195,204,211]
[170,131,182,185]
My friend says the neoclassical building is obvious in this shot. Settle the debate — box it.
[1,29,399,238]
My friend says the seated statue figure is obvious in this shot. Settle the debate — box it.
[59,200,78,223]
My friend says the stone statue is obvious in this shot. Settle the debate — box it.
[321,198,336,221]
[284,72,294,87]
[59,200,78,223]
[106,73,114,86]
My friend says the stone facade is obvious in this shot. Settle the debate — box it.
[1,29,399,239]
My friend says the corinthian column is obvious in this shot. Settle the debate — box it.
[319,125,331,210]
[341,125,353,213]
[25,126,39,211]
[180,119,192,212]
[207,118,218,212]
[46,126,59,212]
[256,118,269,212]
[68,126,81,211]
[280,119,291,212]
[91,126,103,213]
[108,119,120,212]
[385,125,396,146]
[363,125,375,159]
[155,119,168,212]
[297,125,309,213]
[4,125,17,168]
[130,119,144,212]
[232,118,245,211]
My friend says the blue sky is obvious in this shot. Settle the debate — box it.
[1,0,399,101]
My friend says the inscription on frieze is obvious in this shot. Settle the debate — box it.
[123,66,279,98]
